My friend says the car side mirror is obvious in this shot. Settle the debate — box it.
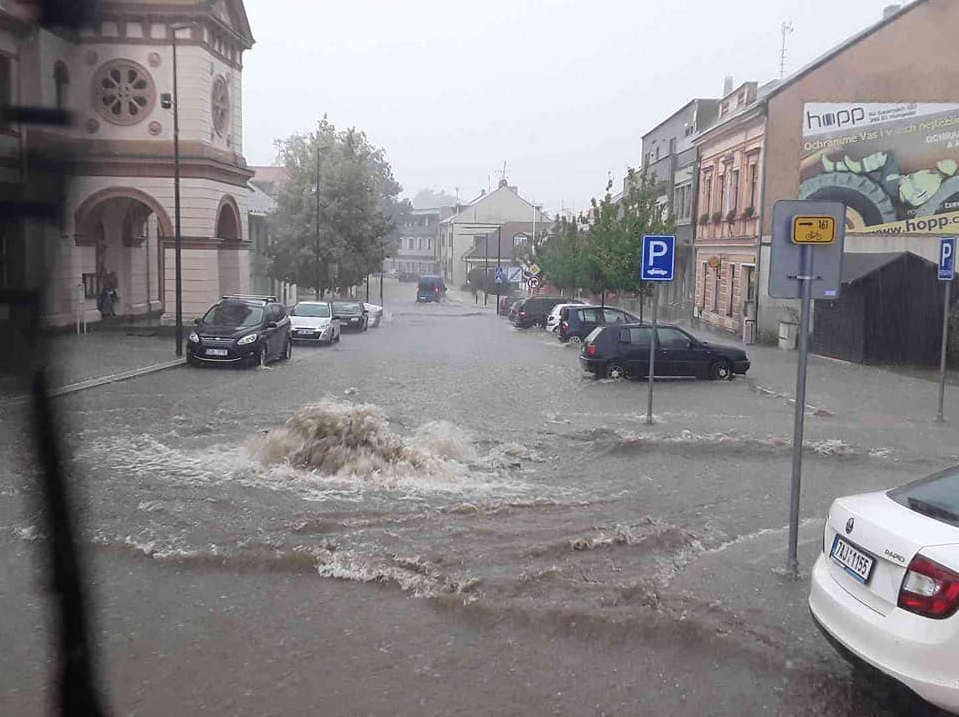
[193,318,200,325]
[266,321,278,329]
[363,310,369,315]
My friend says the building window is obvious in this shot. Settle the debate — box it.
[668,137,676,154]
[700,262,708,309]
[92,59,156,126]
[54,62,70,109]
[211,74,231,136]
[730,169,740,213]
[703,177,712,214]
[727,264,735,316]
[712,266,720,312]
[748,163,758,210]
[427,237,431,251]
[655,146,660,161]
[718,174,726,214]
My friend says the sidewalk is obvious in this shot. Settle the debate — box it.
[1,331,182,398]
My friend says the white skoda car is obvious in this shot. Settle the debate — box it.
[809,466,959,714]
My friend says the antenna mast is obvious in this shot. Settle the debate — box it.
[779,21,794,79]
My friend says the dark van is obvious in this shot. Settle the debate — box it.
[558,305,638,345]
[510,297,567,328]
[416,275,446,302]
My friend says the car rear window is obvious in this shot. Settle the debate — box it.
[585,327,604,343]
[889,468,959,527]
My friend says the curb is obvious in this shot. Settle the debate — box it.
[47,359,185,397]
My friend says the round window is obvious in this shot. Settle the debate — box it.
[211,75,230,136]
[92,60,156,126]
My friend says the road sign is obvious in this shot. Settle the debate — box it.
[507,266,523,283]
[529,263,541,276]
[939,237,956,281]
[792,215,836,244]
[527,276,541,289]
[768,200,846,300]
[640,235,676,282]
[494,266,504,284]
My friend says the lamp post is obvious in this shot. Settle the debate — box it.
[169,22,195,357]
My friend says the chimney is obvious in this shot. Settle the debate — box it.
[497,178,509,189]
[882,4,901,20]
[723,75,734,96]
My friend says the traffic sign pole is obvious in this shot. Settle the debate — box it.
[787,244,813,579]
[646,283,659,425]
[938,280,951,423]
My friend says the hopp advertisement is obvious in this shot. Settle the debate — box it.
[800,102,959,234]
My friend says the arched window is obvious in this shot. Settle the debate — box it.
[54,61,70,109]
[215,197,240,241]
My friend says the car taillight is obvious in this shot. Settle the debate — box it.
[898,554,959,619]
[519,311,527,317]
[587,344,597,357]
[560,321,568,331]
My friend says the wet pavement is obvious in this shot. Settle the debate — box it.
[1,280,955,716]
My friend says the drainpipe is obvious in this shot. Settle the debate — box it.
[753,101,770,339]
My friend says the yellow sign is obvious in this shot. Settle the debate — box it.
[792,215,836,244]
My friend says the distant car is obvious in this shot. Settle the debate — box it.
[546,301,586,333]
[290,301,340,345]
[579,323,749,380]
[364,302,383,327]
[558,305,638,345]
[416,275,446,303]
[332,300,369,331]
[511,297,567,329]
[810,468,959,715]
[187,295,292,367]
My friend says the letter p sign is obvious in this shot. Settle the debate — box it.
[939,237,955,281]
[641,235,676,282]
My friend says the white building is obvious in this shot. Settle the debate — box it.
[8,0,256,326]
[438,180,550,288]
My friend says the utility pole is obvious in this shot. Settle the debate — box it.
[314,136,321,300]
[170,24,190,357]
[780,21,794,79]
[496,225,502,315]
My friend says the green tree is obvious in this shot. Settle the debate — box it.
[269,118,407,298]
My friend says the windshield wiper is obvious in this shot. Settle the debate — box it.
[907,497,959,523]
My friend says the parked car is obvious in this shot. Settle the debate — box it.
[579,323,750,380]
[558,305,638,345]
[510,297,567,329]
[332,300,369,331]
[416,275,446,303]
[364,302,384,327]
[507,299,523,321]
[187,295,292,367]
[809,467,959,714]
[546,301,586,333]
[289,301,340,345]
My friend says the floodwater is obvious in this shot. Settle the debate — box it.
[1,284,954,716]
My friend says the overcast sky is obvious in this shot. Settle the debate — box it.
[243,0,906,213]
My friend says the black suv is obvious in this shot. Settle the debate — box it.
[558,305,638,345]
[187,295,292,367]
[579,323,750,380]
[511,297,567,329]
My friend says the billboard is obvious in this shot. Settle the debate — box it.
[800,102,959,234]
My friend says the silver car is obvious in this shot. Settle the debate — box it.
[289,301,341,345]
[364,302,384,328]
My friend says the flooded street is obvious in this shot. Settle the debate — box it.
[1,284,955,716]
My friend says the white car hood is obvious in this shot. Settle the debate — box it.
[290,316,331,329]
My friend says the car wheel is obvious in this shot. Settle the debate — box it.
[710,359,733,381]
[606,363,627,380]
[281,335,292,361]
[568,335,583,347]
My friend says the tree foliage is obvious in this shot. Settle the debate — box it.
[534,168,674,297]
[268,117,411,297]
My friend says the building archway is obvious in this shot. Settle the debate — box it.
[215,194,241,242]
[75,187,172,318]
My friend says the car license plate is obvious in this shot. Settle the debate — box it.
[295,330,312,336]
[830,535,875,584]
[205,348,228,357]
[351,318,359,322]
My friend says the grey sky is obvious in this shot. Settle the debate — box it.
[243,0,904,213]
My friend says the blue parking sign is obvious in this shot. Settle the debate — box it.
[641,235,676,282]
[939,237,956,281]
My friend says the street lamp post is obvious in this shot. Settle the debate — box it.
[169,22,195,357]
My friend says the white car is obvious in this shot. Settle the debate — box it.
[545,302,585,333]
[809,467,959,714]
[364,302,383,328]
[289,301,340,345]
